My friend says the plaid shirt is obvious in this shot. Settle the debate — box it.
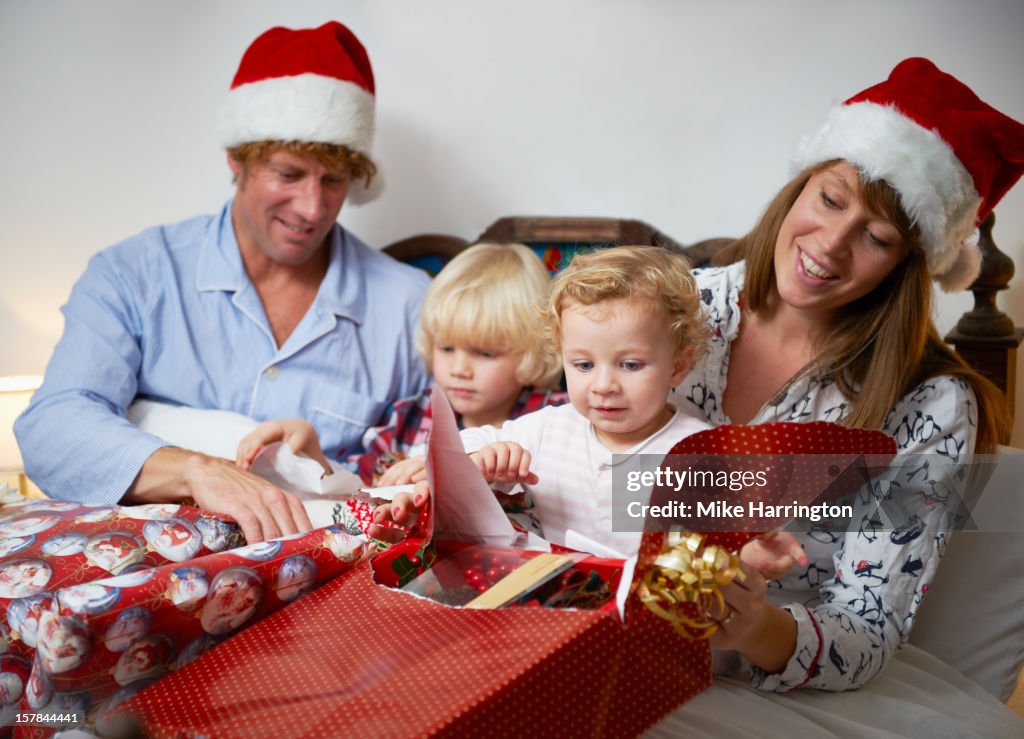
[345,386,567,484]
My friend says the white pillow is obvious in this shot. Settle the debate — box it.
[127,399,260,461]
[908,446,1024,701]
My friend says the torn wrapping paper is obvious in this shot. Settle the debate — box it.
[248,443,369,530]
[244,388,522,544]
[424,386,520,547]
[250,443,362,499]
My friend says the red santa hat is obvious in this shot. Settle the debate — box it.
[218,21,382,203]
[794,57,1024,292]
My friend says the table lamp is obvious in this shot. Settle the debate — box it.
[0,375,43,496]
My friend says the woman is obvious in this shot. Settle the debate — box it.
[673,58,1022,695]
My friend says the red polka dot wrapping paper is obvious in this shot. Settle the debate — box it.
[114,564,711,738]
[628,422,897,626]
[648,421,897,535]
[661,421,897,527]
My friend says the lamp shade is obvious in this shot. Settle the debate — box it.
[0,376,42,469]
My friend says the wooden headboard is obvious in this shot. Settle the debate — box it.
[384,214,1023,415]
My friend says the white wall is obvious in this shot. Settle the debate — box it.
[2,0,1023,441]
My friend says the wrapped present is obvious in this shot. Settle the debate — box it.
[113,392,897,738]
[0,488,372,737]
[0,494,245,733]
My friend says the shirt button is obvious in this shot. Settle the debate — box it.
[265,366,280,381]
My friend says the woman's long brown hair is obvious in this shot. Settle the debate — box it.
[713,161,1010,453]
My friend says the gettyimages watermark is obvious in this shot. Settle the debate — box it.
[610,453,1024,534]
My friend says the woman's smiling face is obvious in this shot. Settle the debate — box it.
[773,161,909,323]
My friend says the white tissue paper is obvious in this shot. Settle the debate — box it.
[250,443,369,528]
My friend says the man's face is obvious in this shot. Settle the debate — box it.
[229,148,351,268]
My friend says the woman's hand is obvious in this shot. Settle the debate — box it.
[469,442,539,485]
[236,419,331,476]
[367,480,429,543]
[377,455,427,486]
[709,560,798,674]
[740,531,808,580]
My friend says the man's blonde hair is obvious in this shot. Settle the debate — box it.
[545,246,709,360]
[417,243,562,389]
[227,140,377,187]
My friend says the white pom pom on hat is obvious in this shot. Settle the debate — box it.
[793,58,1024,292]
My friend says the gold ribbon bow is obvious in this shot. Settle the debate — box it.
[637,532,744,639]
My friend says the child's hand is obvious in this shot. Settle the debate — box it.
[740,531,808,580]
[368,480,429,543]
[236,419,332,476]
[469,442,539,485]
[377,455,427,486]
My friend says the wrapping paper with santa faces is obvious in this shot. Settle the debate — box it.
[0,489,372,736]
[0,495,242,647]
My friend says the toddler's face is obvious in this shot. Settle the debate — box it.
[561,299,691,452]
[432,341,524,428]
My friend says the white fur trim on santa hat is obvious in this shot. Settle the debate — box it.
[794,102,982,291]
[218,72,379,202]
[218,72,374,152]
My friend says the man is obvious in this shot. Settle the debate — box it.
[14,22,430,543]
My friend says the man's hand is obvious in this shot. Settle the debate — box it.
[236,419,331,476]
[469,442,539,485]
[126,447,313,544]
[183,454,314,543]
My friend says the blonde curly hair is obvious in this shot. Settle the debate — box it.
[227,140,377,188]
[545,246,709,362]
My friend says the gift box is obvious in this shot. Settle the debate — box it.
[0,489,372,737]
[111,532,736,738]
[113,391,897,738]
[0,494,245,733]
